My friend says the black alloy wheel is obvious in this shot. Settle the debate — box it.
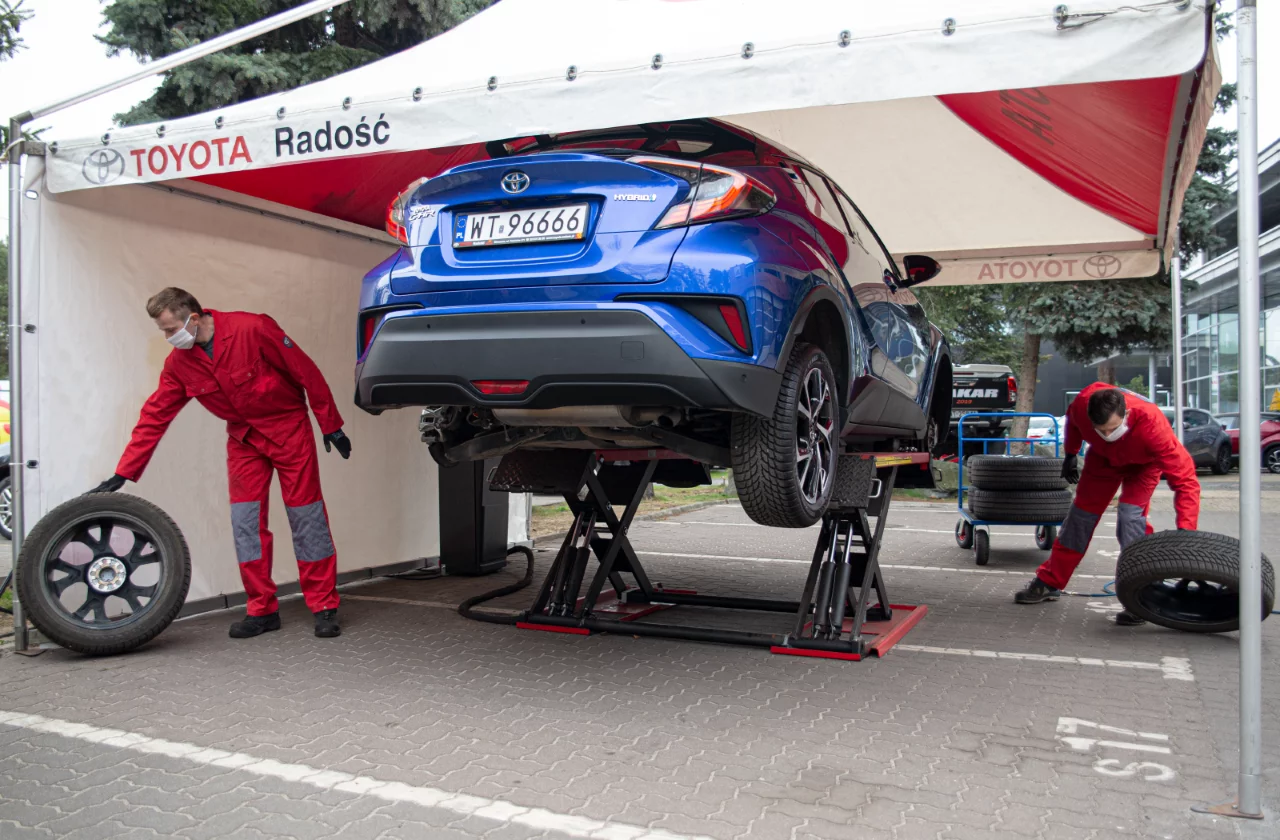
[795,366,837,508]
[1266,445,1280,475]
[18,493,190,655]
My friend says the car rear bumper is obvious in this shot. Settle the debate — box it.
[355,309,781,415]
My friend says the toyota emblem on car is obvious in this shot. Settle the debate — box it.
[500,171,530,194]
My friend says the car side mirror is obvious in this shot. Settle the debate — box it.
[900,255,942,287]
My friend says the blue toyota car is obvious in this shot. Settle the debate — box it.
[356,120,952,527]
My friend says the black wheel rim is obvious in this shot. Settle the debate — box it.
[37,512,166,630]
[1268,449,1280,473]
[795,366,835,505]
[1219,447,1232,472]
[1135,578,1240,626]
[0,483,11,534]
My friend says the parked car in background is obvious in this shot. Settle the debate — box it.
[1162,408,1232,474]
[0,441,11,540]
[355,119,953,527]
[1217,412,1280,473]
[1025,415,1065,449]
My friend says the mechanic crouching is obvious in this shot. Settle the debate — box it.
[1014,384,1201,625]
[92,288,352,639]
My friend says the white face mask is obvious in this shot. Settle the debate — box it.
[1099,420,1129,443]
[167,314,198,350]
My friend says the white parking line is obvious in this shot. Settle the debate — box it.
[647,521,1119,540]
[635,550,1113,578]
[0,712,709,840]
[894,646,1194,681]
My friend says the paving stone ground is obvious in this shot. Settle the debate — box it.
[0,482,1277,839]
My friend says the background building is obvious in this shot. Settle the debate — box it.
[1180,137,1280,415]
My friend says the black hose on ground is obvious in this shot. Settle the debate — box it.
[457,545,535,625]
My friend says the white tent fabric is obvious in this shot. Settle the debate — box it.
[42,0,1216,281]
[18,0,1218,607]
[19,158,528,606]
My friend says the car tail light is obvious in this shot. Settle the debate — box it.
[472,380,529,396]
[1007,375,1018,405]
[386,176,429,244]
[627,156,775,229]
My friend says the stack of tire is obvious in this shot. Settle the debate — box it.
[959,455,1073,565]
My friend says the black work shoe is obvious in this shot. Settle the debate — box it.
[229,611,281,638]
[1014,578,1061,605]
[1115,610,1147,627]
[314,609,341,638]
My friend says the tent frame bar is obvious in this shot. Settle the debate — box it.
[4,0,354,652]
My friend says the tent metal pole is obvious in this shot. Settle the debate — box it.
[1234,0,1263,819]
[7,118,27,651]
[1172,250,1185,442]
[21,0,352,123]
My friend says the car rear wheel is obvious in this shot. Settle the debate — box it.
[1210,443,1232,475]
[732,343,838,528]
[1265,444,1280,475]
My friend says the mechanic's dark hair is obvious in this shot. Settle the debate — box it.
[146,287,203,320]
[1087,388,1127,425]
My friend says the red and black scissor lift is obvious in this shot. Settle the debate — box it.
[490,448,929,660]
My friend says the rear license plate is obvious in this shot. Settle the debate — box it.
[454,204,588,248]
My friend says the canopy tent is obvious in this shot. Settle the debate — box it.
[43,0,1220,285]
[15,0,1219,611]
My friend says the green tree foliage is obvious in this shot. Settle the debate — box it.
[0,0,30,61]
[912,286,1020,368]
[102,0,497,126]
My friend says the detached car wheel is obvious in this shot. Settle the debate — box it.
[966,488,1073,523]
[17,493,191,655]
[1115,530,1274,633]
[732,342,838,528]
[965,456,1067,491]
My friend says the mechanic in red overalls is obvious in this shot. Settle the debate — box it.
[91,288,351,639]
[1014,384,1201,626]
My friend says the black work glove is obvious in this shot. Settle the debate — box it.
[90,474,127,494]
[323,429,352,460]
[1061,453,1080,485]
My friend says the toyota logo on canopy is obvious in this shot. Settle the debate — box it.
[500,171,530,194]
[82,149,125,185]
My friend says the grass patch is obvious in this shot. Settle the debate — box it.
[531,482,735,539]
[0,588,10,612]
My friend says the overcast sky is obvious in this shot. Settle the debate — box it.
[2,0,1279,231]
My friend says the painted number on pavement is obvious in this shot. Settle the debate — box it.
[1056,717,1176,782]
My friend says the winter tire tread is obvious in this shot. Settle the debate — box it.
[966,487,1073,523]
[965,455,1068,491]
[732,343,838,528]
[1114,529,1274,633]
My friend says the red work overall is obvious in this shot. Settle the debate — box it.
[1035,382,1201,591]
[117,311,343,616]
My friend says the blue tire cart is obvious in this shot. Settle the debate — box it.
[955,412,1064,566]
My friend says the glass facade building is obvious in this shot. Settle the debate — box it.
[1180,139,1280,415]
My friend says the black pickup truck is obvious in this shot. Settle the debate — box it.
[943,363,1018,458]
